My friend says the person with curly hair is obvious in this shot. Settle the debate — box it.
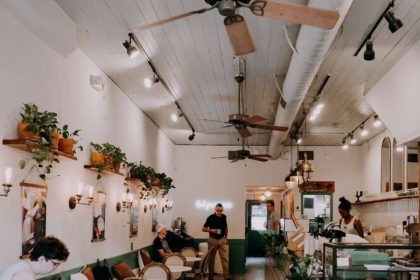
[0,236,69,280]
[338,196,364,238]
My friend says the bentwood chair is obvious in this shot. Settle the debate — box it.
[163,253,187,280]
[140,262,170,280]
[180,247,199,279]
[139,249,153,268]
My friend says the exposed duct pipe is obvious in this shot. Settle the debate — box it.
[268,0,353,159]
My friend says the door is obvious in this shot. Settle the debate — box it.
[245,200,270,256]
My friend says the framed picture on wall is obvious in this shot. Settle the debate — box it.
[130,199,139,237]
[92,190,106,242]
[21,182,48,258]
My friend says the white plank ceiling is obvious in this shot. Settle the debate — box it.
[54,0,420,147]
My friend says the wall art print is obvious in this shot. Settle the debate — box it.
[92,190,106,242]
[129,199,139,237]
[21,182,47,257]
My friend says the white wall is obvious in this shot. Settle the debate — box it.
[174,145,362,239]
[0,4,175,272]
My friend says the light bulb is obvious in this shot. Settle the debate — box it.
[77,183,84,196]
[396,146,403,152]
[361,129,368,137]
[144,77,152,88]
[4,167,12,184]
[373,119,382,127]
[342,143,349,150]
[171,113,178,122]
[264,190,272,197]
[87,185,94,197]
[350,138,357,145]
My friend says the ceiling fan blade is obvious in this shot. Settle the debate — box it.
[134,8,208,32]
[251,154,271,157]
[201,118,230,124]
[263,1,339,30]
[224,15,256,56]
[236,126,252,138]
[249,123,288,132]
[211,156,228,159]
[248,155,269,162]
[244,115,266,123]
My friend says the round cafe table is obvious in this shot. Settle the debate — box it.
[185,256,202,262]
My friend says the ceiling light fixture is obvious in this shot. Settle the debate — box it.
[384,10,403,33]
[364,40,375,61]
[126,33,196,140]
[349,134,357,145]
[122,33,140,59]
[171,113,178,122]
[342,138,349,150]
[354,0,403,61]
[144,73,160,88]
[264,188,272,198]
[360,124,368,137]
[373,115,382,127]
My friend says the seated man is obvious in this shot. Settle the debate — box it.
[153,224,173,262]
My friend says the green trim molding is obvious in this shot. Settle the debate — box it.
[40,239,245,279]
[39,246,153,280]
[194,238,245,274]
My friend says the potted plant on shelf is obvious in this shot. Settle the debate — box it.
[154,172,175,197]
[101,143,127,173]
[126,162,155,189]
[18,103,40,140]
[57,124,83,155]
[90,142,105,165]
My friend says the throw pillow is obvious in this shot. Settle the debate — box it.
[111,262,136,280]
[81,265,95,280]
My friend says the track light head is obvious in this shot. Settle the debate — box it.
[384,11,403,33]
[188,132,195,141]
[122,33,140,59]
[364,40,375,61]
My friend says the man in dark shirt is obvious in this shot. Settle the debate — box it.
[202,203,231,279]
[152,224,172,262]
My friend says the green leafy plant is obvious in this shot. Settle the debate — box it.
[90,142,104,153]
[20,103,40,124]
[126,162,155,189]
[102,143,127,165]
[154,172,175,197]
[58,124,83,154]
[288,252,313,280]
[89,142,105,180]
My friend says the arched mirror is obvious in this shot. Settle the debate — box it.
[392,138,404,191]
[406,146,418,190]
[381,137,391,193]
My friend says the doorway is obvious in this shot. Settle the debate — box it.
[245,200,270,257]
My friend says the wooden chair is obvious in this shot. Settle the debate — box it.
[179,247,199,279]
[163,253,187,280]
[140,262,170,280]
[139,249,153,268]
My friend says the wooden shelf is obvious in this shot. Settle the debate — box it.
[352,194,418,205]
[3,139,77,160]
[84,165,123,176]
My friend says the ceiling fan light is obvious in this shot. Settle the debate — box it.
[218,0,236,17]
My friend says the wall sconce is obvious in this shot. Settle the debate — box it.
[162,199,174,213]
[122,33,140,59]
[116,190,134,212]
[1,167,13,197]
[69,184,94,209]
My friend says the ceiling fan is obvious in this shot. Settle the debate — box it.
[134,0,339,56]
[212,139,271,162]
[202,57,288,138]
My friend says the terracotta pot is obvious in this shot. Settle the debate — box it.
[17,122,36,140]
[90,152,105,165]
[58,138,74,154]
[113,162,121,173]
[104,156,113,169]
[49,131,59,149]
[151,178,161,187]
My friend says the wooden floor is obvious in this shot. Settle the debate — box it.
[212,257,287,280]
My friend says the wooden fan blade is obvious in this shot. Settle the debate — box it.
[251,154,271,157]
[134,8,208,32]
[244,115,266,123]
[248,155,269,162]
[250,123,288,132]
[263,1,339,30]
[201,118,230,124]
[224,15,256,56]
[236,126,252,138]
